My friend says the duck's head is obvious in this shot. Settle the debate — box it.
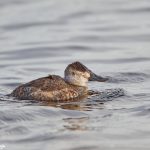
[64,61,108,87]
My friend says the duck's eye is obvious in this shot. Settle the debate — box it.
[72,72,75,75]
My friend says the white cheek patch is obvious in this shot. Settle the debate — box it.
[79,76,88,85]
[65,75,88,87]
[83,72,90,78]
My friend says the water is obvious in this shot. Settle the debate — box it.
[0,0,150,149]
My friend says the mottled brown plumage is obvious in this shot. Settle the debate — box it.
[10,62,108,101]
[11,75,87,101]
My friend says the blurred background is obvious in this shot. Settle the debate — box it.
[0,0,150,150]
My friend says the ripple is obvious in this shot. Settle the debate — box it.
[118,6,150,14]
[127,103,150,117]
[0,110,34,123]
[0,46,70,60]
[1,20,66,31]
[88,57,150,64]
[2,126,29,136]
[0,0,26,7]
[108,72,150,83]
[0,106,87,123]
[61,10,92,20]
[69,146,99,150]
[90,25,136,32]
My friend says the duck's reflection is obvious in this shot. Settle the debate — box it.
[63,117,89,131]
[42,99,105,111]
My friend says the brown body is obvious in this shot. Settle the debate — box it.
[11,75,87,101]
[10,62,108,101]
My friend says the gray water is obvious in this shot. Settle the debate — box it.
[0,0,150,150]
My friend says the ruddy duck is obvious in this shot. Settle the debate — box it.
[10,62,108,101]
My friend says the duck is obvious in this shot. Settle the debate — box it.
[10,61,108,101]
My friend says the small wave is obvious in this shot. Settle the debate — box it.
[0,46,69,60]
[118,7,150,14]
[107,72,150,83]
[61,10,91,20]
[88,57,150,64]
[1,19,66,31]
[128,103,150,117]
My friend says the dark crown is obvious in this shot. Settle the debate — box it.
[68,61,88,72]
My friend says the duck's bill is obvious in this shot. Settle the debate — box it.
[89,72,108,82]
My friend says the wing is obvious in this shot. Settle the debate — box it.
[11,75,70,99]
[24,75,70,91]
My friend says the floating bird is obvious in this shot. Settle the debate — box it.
[10,62,108,101]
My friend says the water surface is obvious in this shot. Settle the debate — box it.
[0,0,150,150]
